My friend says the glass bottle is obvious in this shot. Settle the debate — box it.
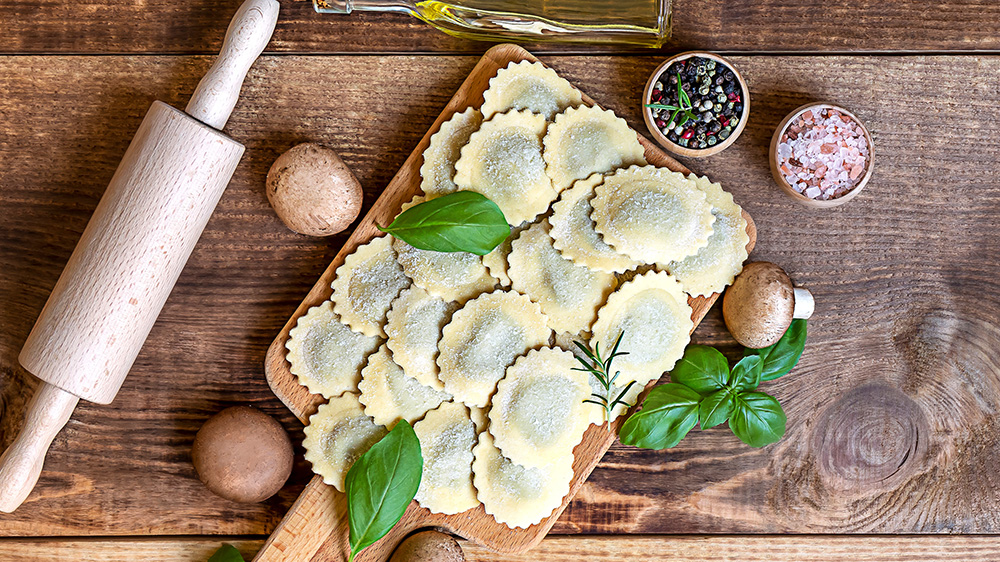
[315,0,672,47]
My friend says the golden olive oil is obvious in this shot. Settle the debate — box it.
[315,0,671,47]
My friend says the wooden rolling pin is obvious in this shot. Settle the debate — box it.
[0,0,280,513]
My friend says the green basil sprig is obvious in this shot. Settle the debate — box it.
[619,321,805,450]
[377,191,509,255]
[208,544,245,562]
[619,383,700,449]
[345,420,423,562]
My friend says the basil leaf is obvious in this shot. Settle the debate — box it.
[728,355,762,392]
[619,383,701,449]
[699,388,734,429]
[377,191,509,255]
[346,420,423,562]
[745,319,807,381]
[729,392,786,448]
[208,545,245,562]
[669,345,730,396]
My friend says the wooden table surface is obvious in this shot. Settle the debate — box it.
[3,1,1000,560]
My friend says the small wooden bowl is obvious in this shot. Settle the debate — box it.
[642,51,750,158]
[769,102,874,208]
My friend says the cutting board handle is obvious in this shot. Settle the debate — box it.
[186,0,279,130]
[0,383,79,513]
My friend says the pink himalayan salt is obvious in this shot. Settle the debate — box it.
[777,108,869,200]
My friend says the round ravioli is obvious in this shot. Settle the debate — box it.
[481,60,583,121]
[437,290,552,408]
[286,301,380,399]
[331,235,411,338]
[385,286,458,391]
[550,174,641,274]
[592,166,715,265]
[454,109,555,225]
[358,344,451,428]
[591,270,693,387]
[507,220,616,334]
[542,105,646,191]
[666,174,750,297]
[481,220,531,288]
[392,199,496,304]
[413,401,481,515]
[302,393,388,492]
[420,107,483,197]
[472,431,574,529]
[489,348,591,468]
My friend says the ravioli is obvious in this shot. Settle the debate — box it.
[358,344,451,427]
[666,174,750,297]
[331,235,411,338]
[286,301,380,399]
[591,271,693,388]
[472,431,574,529]
[592,166,715,265]
[420,107,484,197]
[413,401,481,515]
[481,60,583,121]
[489,348,591,468]
[302,393,388,492]
[542,105,646,191]
[549,174,641,274]
[454,109,556,225]
[384,286,457,391]
[507,220,616,334]
[481,220,531,288]
[437,290,552,408]
[392,200,496,304]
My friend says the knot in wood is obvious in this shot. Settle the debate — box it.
[812,384,928,492]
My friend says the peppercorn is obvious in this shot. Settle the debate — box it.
[651,55,745,151]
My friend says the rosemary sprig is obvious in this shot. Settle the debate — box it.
[573,332,637,431]
[644,71,700,129]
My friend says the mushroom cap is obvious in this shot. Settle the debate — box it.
[722,261,794,348]
[390,530,465,562]
[191,406,294,503]
[266,143,363,237]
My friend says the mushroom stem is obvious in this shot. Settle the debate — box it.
[793,287,814,319]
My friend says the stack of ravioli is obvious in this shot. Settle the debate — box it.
[286,60,750,529]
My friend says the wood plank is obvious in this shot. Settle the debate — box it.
[2,54,1000,539]
[2,0,1000,55]
[4,535,1000,561]
[256,43,755,562]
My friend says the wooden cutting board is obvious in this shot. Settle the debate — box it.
[256,43,757,562]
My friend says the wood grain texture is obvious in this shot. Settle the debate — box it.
[257,43,755,562]
[2,53,1000,541]
[6,535,1000,561]
[4,0,1000,55]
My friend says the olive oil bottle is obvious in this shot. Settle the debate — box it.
[315,0,672,47]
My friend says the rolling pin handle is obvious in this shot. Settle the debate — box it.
[0,383,79,513]
[185,0,280,130]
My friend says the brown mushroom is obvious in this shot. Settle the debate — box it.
[191,406,294,503]
[389,530,465,562]
[266,142,363,237]
[722,261,814,349]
